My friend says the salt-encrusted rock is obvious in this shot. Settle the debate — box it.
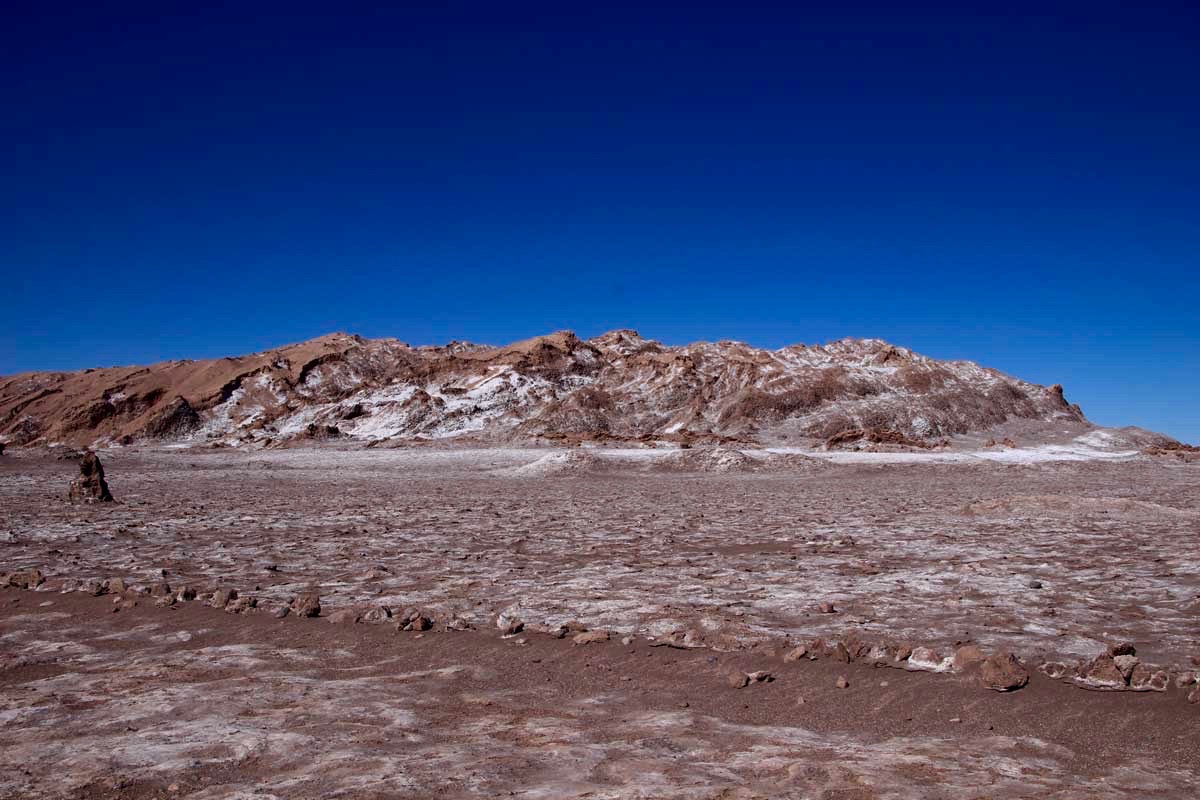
[573,630,610,645]
[68,451,114,503]
[1039,661,1070,679]
[360,605,392,624]
[291,593,321,618]
[907,647,945,671]
[447,617,474,631]
[980,652,1029,692]
[747,670,774,683]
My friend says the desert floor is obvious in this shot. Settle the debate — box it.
[1,447,1198,798]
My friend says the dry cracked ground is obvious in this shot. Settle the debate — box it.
[1,447,1198,799]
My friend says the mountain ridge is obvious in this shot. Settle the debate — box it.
[0,329,1129,449]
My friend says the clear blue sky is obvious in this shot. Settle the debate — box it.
[3,2,1198,441]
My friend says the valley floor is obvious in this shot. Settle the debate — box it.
[1,447,1198,798]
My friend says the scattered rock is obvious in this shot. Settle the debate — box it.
[210,588,238,609]
[980,652,1029,692]
[1108,642,1137,657]
[272,605,291,619]
[103,577,128,595]
[783,646,808,663]
[149,581,172,597]
[226,596,257,614]
[1039,661,1070,679]
[747,670,774,683]
[6,568,44,589]
[1189,686,1200,705]
[953,645,986,672]
[836,675,850,689]
[327,608,362,624]
[396,607,432,631]
[907,647,945,672]
[447,617,474,631]
[573,630,610,645]
[360,605,392,624]
[1027,580,1043,589]
[817,601,837,614]
[1112,654,1140,681]
[176,587,197,602]
[1080,655,1128,688]
[727,671,750,689]
[502,619,525,636]
[1129,664,1169,692]
[291,593,321,618]
[67,451,114,503]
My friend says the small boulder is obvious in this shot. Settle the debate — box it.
[226,596,257,614]
[327,608,362,624]
[360,605,392,624]
[727,671,750,689]
[210,588,238,609]
[817,601,837,614]
[291,593,321,618]
[6,568,44,589]
[952,645,986,672]
[980,652,1029,692]
[573,630,610,645]
[783,646,808,663]
[836,675,850,689]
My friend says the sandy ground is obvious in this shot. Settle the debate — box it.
[1,446,1198,798]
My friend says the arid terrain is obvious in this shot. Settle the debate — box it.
[2,444,1198,798]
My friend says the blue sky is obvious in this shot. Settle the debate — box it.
[3,2,1198,441]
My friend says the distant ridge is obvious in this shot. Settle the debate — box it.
[0,330,1108,449]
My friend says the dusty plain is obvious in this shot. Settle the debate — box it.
[1,446,1198,798]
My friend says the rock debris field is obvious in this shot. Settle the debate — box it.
[1,446,1198,798]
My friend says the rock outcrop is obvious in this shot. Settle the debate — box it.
[67,451,113,503]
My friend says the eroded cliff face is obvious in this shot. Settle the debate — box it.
[0,329,1086,448]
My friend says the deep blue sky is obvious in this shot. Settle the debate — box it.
[3,2,1198,440]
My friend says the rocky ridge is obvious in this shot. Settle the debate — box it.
[0,329,1099,448]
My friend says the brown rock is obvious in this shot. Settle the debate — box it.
[6,569,44,589]
[327,608,362,624]
[67,451,114,503]
[817,601,837,614]
[782,646,808,663]
[1082,655,1128,688]
[149,581,172,597]
[836,675,850,689]
[1108,642,1137,657]
[210,588,238,608]
[1112,654,1139,681]
[360,605,392,624]
[1038,661,1070,679]
[272,605,290,619]
[1129,664,1168,692]
[502,619,525,636]
[727,671,750,689]
[103,577,128,595]
[1189,686,1200,704]
[176,586,197,602]
[291,593,321,618]
[833,642,852,663]
[980,652,1029,692]
[573,630,610,645]
[747,670,774,683]
[953,645,986,672]
[226,596,257,614]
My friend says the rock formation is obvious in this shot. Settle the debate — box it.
[67,450,113,503]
